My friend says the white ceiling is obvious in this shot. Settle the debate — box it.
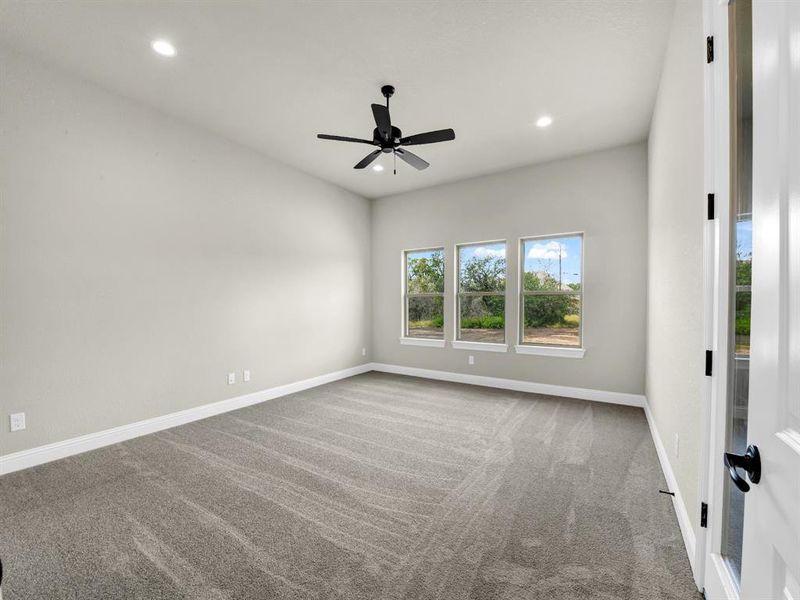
[0,1,675,199]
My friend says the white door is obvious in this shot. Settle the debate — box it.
[703,1,800,598]
[739,1,800,598]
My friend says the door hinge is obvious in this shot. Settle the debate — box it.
[707,193,715,220]
[707,36,714,63]
[705,350,713,377]
[700,502,708,528]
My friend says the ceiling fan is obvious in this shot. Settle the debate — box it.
[317,85,455,174]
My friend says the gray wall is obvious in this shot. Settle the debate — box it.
[0,50,371,455]
[646,0,704,532]
[371,143,648,395]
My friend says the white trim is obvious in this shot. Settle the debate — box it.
[776,429,800,458]
[643,400,697,574]
[402,244,447,254]
[450,340,508,353]
[705,554,741,600]
[369,362,645,407]
[1,360,696,584]
[0,363,372,476]
[514,344,585,358]
[399,337,446,348]
[0,359,701,588]
[699,0,735,595]
[0,361,645,477]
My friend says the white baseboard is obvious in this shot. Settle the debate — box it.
[0,363,372,476]
[1,360,695,587]
[368,362,646,407]
[643,401,697,574]
[368,364,697,578]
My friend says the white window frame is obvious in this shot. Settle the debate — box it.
[451,239,508,352]
[400,246,446,348]
[515,232,585,358]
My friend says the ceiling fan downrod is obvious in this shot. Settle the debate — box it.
[381,84,394,111]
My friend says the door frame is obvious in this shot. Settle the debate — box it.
[698,0,748,597]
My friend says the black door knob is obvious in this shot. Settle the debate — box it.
[724,445,761,493]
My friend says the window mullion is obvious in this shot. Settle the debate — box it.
[521,290,581,297]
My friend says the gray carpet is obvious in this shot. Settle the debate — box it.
[0,372,699,599]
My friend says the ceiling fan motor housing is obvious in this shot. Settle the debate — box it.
[374,126,402,150]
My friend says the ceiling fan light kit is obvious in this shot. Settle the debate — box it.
[317,84,455,174]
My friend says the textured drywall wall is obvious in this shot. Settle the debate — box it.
[646,0,704,534]
[0,49,371,455]
[371,143,648,395]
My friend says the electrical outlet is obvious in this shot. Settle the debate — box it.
[674,433,680,458]
[243,370,251,382]
[361,347,367,357]
[468,355,475,365]
[227,372,236,385]
[10,412,26,432]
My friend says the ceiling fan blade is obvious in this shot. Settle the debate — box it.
[317,134,376,145]
[395,148,429,170]
[399,128,455,146]
[371,104,392,140]
[354,149,382,169]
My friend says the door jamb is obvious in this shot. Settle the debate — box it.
[698,1,742,597]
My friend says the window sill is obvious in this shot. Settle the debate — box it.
[514,345,585,358]
[451,340,508,353]
[399,337,446,348]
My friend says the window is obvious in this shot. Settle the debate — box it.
[456,241,506,344]
[519,234,583,348]
[404,248,444,340]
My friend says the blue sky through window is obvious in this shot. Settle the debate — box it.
[458,242,506,270]
[736,218,752,259]
[523,236,582,285]
[406,248,441,262]
[407,240,583,286]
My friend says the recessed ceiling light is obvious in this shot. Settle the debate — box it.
[151,39,176,57]
[372,164,384,172]
[536,115,553,128]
